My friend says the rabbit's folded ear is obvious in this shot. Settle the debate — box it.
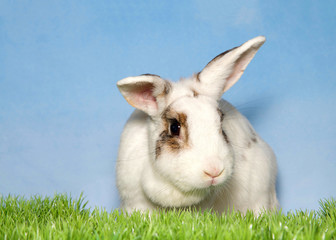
[117,74,168,116]
[198,36,266,99]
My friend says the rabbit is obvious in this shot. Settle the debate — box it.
[116,36,279,215]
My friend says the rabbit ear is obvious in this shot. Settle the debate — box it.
[197,36,266,99]
[117,74,169,116]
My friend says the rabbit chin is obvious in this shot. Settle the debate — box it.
[144,181,211,208]
[141,168,212,207]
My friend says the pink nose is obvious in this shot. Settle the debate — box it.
[203,168,224,178]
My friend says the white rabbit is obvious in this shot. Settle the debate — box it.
[116,36,279,214]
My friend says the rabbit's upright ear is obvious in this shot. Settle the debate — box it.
[197,36,266,99]
[117,74,169,116]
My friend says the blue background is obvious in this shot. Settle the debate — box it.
[1,0,335,212]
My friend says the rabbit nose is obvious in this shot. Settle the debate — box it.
[203,168,224,178]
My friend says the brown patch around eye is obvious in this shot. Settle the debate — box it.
[178,112,187,126]
[156,130,181,158]
[155,108,189,158]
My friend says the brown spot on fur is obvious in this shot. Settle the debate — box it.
[217,108,224,122]
[192,89,199,97]
[247,137,257,148]
[195,72,201,82]
[156,81,172,99]
[217,108,229,144]
[140,74,171,98]
[164,81,172,95]
[155,108,189,158]
[247,125,258,146]
[155,143,162,157]
[222,130,229,144]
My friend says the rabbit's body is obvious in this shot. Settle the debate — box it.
[116,36,279,214]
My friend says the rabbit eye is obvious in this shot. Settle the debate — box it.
[170,119,181,136]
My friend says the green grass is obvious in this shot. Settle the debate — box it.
[1,194,335,240]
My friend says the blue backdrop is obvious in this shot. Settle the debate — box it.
[1,0,335,212]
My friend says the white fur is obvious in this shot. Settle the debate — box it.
[116,36,279,214]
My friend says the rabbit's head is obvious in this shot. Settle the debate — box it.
[117,36,266,206]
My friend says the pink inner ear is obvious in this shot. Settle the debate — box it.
[223,50,255,93]
[140,89,156,102]
[128,83,158,111]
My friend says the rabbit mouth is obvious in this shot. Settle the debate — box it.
[207,178,221,187]
[197,178,225,190]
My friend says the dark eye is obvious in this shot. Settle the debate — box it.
[170,120,181,136]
